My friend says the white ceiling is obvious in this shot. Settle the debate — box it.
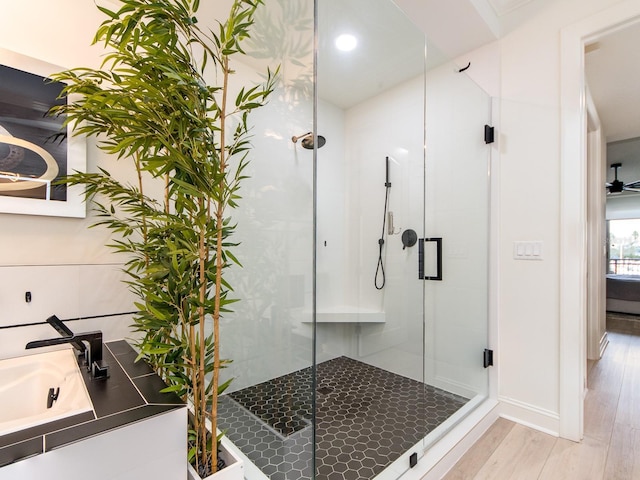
[205,0,640,145]
[319,0,563,109]
[360,0,640,149]
[318,0,428,109]
[393,0,499,61]
[487,0,535,16]
[317,0,507,109]
[585,23,640,145]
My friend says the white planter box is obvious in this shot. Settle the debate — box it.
[187,441,244,480]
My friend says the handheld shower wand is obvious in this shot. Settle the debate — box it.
[375,157,392,290]
[385,155,391,188]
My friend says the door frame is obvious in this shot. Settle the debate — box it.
[560,0,640,441]
[585,87,608,361]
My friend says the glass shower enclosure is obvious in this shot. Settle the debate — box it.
[216,0,492,478]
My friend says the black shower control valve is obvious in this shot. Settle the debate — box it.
[402,229,418,250]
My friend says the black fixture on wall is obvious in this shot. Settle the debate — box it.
[375,156,393,290]
[401,229,417,250]
[483,348,494,368]
[25,315,110,379]
[292,132,326,149]
[484,124,495,144]
[418,237,443,281]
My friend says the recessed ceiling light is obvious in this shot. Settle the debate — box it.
[335,34,357,52]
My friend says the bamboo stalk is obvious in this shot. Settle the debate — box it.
[134,153,148,265]
[208,51,231,475]
[188,299,198,472]
[198,198,208,470]
[50,2,274,476]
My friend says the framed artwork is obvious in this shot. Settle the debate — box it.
[0,48,86,218]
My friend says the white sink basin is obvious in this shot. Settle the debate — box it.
[0,348,94,436]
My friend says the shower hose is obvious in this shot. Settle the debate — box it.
[374,176,391,290]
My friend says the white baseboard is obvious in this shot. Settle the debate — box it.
[498,396,560,437]
[599,331,609,358]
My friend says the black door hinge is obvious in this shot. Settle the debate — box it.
[484,125,495,144]
[483,349,494,368]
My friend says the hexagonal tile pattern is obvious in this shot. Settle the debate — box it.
[218,356,468,479]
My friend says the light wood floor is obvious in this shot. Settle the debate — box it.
[443,321,640,479]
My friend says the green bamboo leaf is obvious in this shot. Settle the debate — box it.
[54,0,279,472]
[159,384,183,393]
[146,303,168,320]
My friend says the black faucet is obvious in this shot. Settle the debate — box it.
[26,315,109,379]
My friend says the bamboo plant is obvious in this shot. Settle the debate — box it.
[50,0,278,476]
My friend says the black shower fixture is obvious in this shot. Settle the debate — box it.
[375,156,393,290]
[292,132,326,149]
[401,229,417,250]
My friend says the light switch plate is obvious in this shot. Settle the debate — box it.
[514,241,543,260]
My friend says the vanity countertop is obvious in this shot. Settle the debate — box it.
[0,340,184,467]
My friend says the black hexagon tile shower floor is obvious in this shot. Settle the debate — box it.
[218,356,469,480]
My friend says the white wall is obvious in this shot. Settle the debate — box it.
[218,75,317,390]
[313,59,492,399]
[0,1,317,393]
[339,75,426,378]
[6,0,639,447]
[216,2,317,391]
[0,1,138,360]
[496,0,636,435]
[316,101,347,309]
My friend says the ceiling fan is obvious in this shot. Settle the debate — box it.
[606,163,640,194]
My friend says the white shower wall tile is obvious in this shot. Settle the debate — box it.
[77,264,137,317]
[316,100,348,309]
[0,265,81,325]
[0,264,135,360]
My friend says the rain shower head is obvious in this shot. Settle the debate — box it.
[292,132,326,149]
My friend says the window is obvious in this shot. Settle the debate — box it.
[608,218,640,274]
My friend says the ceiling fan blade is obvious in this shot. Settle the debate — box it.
[624,180,640,188]
[623,187,640,192]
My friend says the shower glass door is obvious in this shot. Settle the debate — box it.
[315,1,433,478]
[315,0,491,478]
[422,59,492,450]
[216,0,491,478]
[215,2,317,479]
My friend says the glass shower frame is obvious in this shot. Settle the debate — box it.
[215,0,492,478]
[313,0,492,476]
